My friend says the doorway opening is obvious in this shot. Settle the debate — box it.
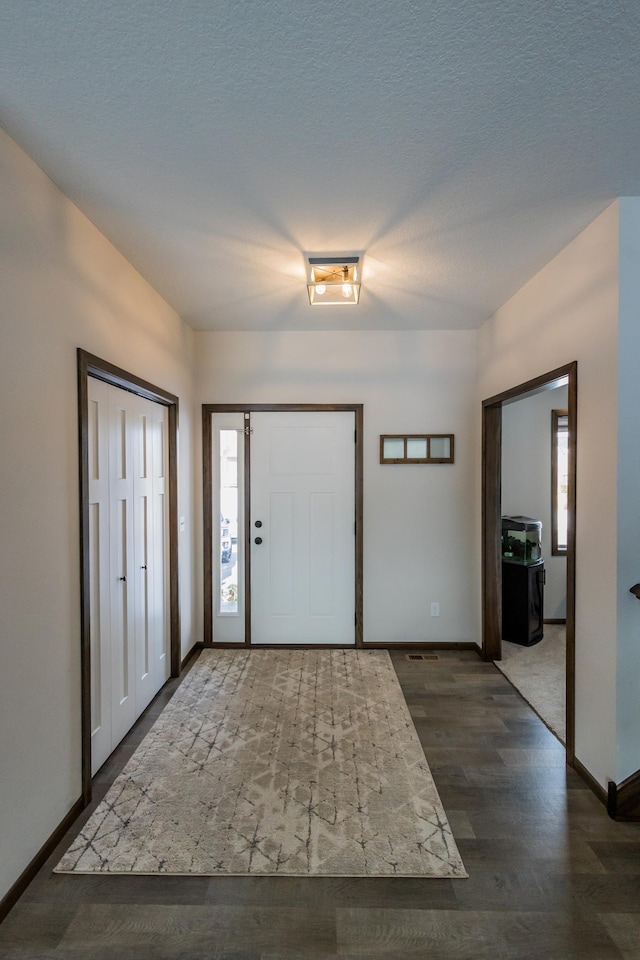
[482,362,577,763]
[202,404,364,648]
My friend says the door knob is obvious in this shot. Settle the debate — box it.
[119,576,127,582]
[254,537,263,545]
[255,520,262,528]
[630,584,640,599]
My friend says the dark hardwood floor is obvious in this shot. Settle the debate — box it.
[1,649,639,959]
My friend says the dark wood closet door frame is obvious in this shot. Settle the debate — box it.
[77,349,181,804]
[482,361,577,763]
[203,403,364,648]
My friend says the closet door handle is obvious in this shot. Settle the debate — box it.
[119,576,127,582]
[141,565,147,570]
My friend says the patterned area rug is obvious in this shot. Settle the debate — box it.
[56,649,466,878]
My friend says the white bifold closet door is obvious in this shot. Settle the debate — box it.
[88,378,169,775]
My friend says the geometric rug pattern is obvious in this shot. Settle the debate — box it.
[56,649,467,878]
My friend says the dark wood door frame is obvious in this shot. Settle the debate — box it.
[202,403,364,648]
[77,349,181,805]
[482,361,577,763]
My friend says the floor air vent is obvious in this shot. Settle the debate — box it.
[405,653,439,661]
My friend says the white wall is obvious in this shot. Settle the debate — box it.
[478,202,619,788]
[194,330,478,646]
[502,385,568,619]
[616,198,640,782]
[0,129,197,902]
[3,115,636,907]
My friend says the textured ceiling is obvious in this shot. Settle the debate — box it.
[1,0,639,331]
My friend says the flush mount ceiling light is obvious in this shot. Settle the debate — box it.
[307,256,361,305]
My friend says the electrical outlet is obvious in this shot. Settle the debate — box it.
[430,602,440,617]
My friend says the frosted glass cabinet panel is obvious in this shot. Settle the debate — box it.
[406,438,428,459]
[382,437,405,459]
[429,436,451,459]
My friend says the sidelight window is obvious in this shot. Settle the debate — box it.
[218,428,240,615]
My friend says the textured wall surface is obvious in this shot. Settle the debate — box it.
[1,1,638,331]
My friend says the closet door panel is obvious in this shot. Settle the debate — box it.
[108,392,136,746]
[133,397,154,714]
[132,395,169,713]
[149,403,169,691]
[88,379,113,776]
[88,380,170,773]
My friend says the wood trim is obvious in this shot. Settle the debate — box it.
[481,361,577,763]
[363,642,479,650]
[573,757,608,807]
[202,404,364,648]
[77,348,181,805]
[482,362,576,408]
[244,416,252,646]
[379,433,455,465]
[247,644,359,650]
[167,403,181,676]
[211,641,479,652]
[202,405,213,647]
[544,618,567,625]
[355,405,364,648]
[0,796,84,924]
[203,403,361,413]
[209,642,249,648]
[607,768,640,821]
[482,403,502,661]
[77,353,92,805]
[565,364,577,763]
[79,350,179,406]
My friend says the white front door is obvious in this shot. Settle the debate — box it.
[250,411,355,645]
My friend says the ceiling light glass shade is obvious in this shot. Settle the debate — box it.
[307,257,361,305]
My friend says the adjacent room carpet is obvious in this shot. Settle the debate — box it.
[56,648,466,878]
[495,624,566,743]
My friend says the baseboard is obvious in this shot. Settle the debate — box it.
[251,644,357,650]
[180,641,203,670]
[573,757,608,807]
[363,642,479,650]
[0,796,84,924]
[607,768,640,821]
[544,618,567,625]
[204,641,481,652]
[208,643,247,649]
